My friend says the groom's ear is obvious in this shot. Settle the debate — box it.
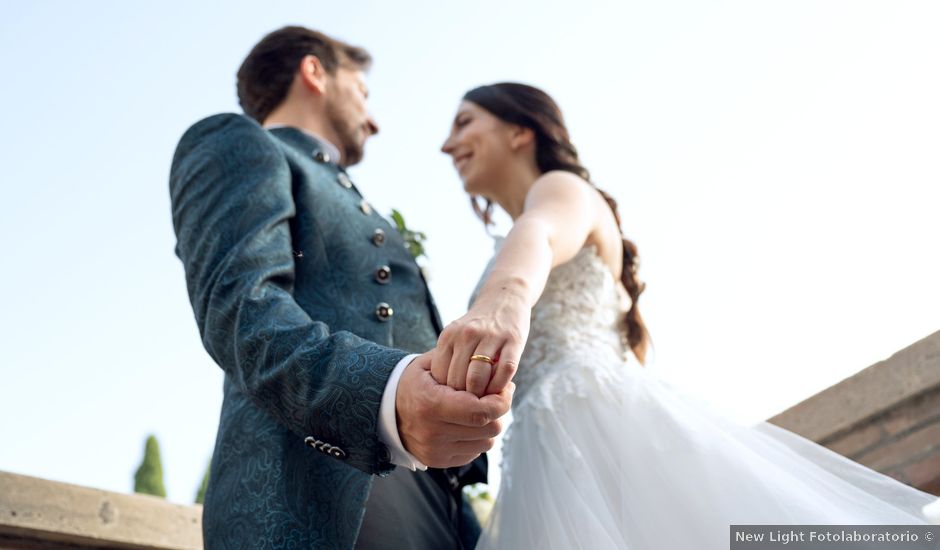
[298,55,329,96]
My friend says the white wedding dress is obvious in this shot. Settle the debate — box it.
[473,238,935,549]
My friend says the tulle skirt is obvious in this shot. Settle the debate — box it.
[475,360,935,549]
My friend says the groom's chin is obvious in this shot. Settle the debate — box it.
[342,145,364,166]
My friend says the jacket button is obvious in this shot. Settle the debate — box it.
[330,447,347,459]
[313,150,331,164]
[359,199,372,215]
[304,436,317,449]
[337,172,353,189]
[375,302,393,321]
[372,228,386,247]
[375,265,391,284]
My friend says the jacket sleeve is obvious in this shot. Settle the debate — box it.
[169,113,405,475]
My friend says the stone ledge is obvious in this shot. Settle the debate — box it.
[0,471,202,549]
[769,330,940,442]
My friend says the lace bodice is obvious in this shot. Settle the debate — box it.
[470,237,634,406]
[474,239,937,549]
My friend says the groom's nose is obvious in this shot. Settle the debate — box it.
[366,114,379,136]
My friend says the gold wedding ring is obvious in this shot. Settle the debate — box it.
[469,354,496,365]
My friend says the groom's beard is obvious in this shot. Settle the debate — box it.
[325,99,366,166]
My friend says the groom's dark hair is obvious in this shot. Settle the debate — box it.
[237,26,372,123]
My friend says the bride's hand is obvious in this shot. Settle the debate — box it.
[430,288,530,397]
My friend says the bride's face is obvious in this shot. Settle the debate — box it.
[441,101,517,197]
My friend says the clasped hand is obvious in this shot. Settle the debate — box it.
[430,287,530,397]
[394,287,530,468]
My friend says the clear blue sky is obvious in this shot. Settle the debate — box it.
[1,0,938,504]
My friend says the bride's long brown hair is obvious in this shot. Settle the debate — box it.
[463,82,650,364]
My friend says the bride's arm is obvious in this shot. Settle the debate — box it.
[486,171,598,305]
[430,170,598,397]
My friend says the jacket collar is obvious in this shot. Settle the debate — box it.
[265,125,342,167]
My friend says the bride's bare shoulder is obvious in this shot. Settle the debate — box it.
[527,170,594,201]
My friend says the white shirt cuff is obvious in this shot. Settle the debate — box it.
[378,353,428,471]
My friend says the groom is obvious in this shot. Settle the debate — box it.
[170,26,510,549]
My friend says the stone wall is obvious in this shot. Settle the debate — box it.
[769,330,940,495]
[0,471,201,549]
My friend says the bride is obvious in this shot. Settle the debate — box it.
[430,82,936,548]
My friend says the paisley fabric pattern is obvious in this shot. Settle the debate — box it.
[170,114,476,549]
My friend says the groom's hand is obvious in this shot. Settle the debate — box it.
[396,351,513,468]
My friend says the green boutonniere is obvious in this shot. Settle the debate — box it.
[390,209,428,261]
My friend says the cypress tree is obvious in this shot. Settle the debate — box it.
[133,434,167,498]
[195,462,210,504]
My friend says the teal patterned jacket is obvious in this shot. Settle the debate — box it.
[170,113,468,549]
